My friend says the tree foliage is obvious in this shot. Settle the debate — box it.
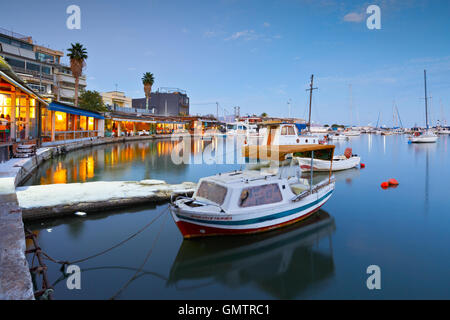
[67,43,88,107]
[78,90,107,112]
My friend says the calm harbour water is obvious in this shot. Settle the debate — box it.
[23,135,450,299]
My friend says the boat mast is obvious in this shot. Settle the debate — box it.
[396,104,404,129]
[424,70,429,130]
[349,84,353,129]
[306,74,318,132]
[376,111,380,129]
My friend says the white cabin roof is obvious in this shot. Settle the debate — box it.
[206,170,275,185]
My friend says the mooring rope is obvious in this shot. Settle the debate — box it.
[51,266,169,288]
[109,210,169,300]
[41,206,169,267]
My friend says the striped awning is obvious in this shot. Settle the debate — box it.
[48,102,105,119]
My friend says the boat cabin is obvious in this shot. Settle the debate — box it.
[192,170,310,214]
[261,123,321,146]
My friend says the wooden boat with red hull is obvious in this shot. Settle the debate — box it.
[170,145,335,238]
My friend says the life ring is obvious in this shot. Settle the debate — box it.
[414,132,420,137]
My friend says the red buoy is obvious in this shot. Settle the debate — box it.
[360,163,365,169]
[388,179,399,186]
[381,182,389,189]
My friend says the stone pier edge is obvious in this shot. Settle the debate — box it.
[0,134,174,300]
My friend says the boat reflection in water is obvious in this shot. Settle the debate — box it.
[301,168,360,187]
[168,210,336,299]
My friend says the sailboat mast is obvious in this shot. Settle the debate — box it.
[396,104,404,128]
[306,74,317,132]
[376,111,380,128]
[424,70,429,130]
[349,84,353,128]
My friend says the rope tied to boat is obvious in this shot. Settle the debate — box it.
[109,210,169,300]
[40,206,169,267]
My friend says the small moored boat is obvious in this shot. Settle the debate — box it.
[295,147,360,172]
[408,70,438,144]
[296,155,360,172]
[409,131,438,143]
[343,130,361,137]
[326,133,349,141]
[170,145,336,238]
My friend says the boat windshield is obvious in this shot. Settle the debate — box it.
[196,181,227,205]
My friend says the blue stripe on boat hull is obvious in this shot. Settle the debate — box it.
[175,189,333,227]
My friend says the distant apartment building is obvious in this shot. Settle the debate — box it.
[132,87,189,116]
[0,28,86,105]
[101,91,132,110]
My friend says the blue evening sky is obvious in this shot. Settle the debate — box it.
[1,0,449,127]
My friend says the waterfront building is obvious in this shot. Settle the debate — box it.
[132,87,189,116]
[1,56,103,155]
[0,56,48,162]
[0,27,87,106]
[101,90,133,110]
[103,107,218,137]
[41,101,105,146]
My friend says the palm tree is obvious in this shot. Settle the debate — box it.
[67,43,88,107]
[142,72,155,112]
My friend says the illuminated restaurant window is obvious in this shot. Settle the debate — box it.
[55,112,67,131]
[88,117,94,131]
[67,114,74,131]
[79,116,87,131]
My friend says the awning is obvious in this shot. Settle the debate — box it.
[156,121,187,124]
[0,71,48,106]
[49,102,105,119]
[112,118,155,123]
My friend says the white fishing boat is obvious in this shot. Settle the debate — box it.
[294,147,360,172]
[296,155,360,172]
[249,75,325,147]
[409,131,438,143]
[170,145,336,238]
[436,127,450,135]
[254,122,324,146]
[343,129,361,137]
[326,132,349,141]
[409,70,438,144]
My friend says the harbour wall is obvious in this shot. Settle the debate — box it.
[0,134,186,300]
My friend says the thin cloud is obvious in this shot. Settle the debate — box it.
[225,30,281,42]
[225,30,259,41]
[263,22,271,27]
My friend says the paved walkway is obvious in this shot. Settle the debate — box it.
[0,169,34,300]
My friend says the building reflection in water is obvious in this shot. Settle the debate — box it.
[27,137,245,186]
[31,140,199,185]
[168,210,336,299]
